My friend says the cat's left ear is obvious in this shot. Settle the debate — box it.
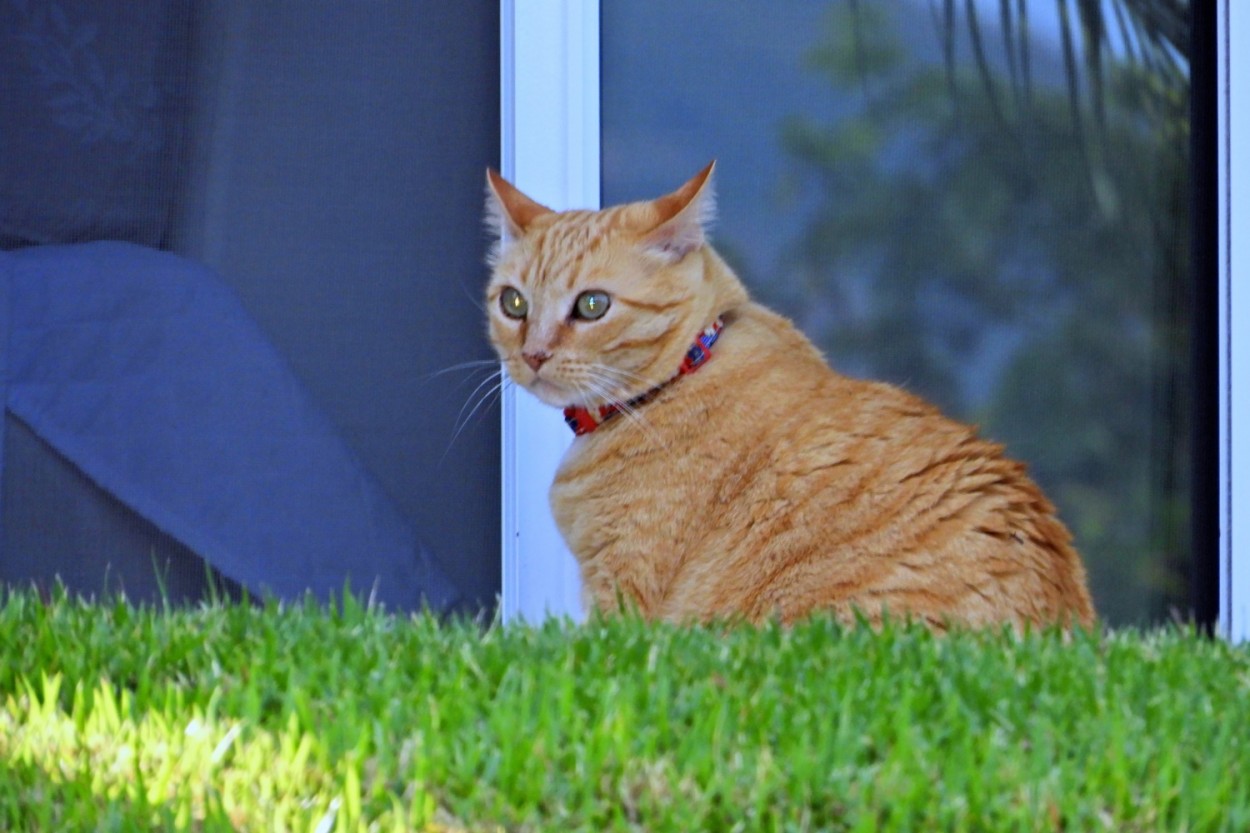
[485,169,553,242]
[642,161,717,262]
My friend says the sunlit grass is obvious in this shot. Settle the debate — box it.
[2,587,1248,831]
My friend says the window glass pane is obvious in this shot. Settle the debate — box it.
[603,0,1192,626]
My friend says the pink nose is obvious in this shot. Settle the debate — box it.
[523,351,551,372]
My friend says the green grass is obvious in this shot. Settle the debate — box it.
[1,588,1248,832]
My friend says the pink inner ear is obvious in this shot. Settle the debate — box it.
[646,214,705,259]
[652,161,716,225]
[644,161,716,259]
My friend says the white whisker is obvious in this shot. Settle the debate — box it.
[591,364,665,393]
[424,358,502,381]
[442,368,509,462]
[454,368,506,428]
[577,368,670,451]
[458,280,488,314]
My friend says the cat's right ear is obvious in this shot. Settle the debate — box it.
[641,161,717,262]
[485,169,553,244]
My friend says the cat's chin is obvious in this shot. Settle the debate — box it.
[524,379,579,409]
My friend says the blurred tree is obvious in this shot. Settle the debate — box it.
[773,1,1190,624]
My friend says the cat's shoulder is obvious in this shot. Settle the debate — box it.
[722,302,823,357]
[722,301,964,426]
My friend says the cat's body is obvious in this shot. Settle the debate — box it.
[487,163,1095,630]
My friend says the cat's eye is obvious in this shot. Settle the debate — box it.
[499,286,528,319]
[573,291,611,320]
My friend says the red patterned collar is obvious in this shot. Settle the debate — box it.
[563,318,725,436]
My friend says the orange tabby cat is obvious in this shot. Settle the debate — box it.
[485,162,1095,631]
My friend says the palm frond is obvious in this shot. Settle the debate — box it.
[935,0,1190,129]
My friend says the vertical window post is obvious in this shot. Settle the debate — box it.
[1219,0,1248,641]
[498,0,598,622]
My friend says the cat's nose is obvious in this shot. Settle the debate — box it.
[523,351,551,372]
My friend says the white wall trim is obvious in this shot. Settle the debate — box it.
[1218,0,1247,641]
[498,0,598,623]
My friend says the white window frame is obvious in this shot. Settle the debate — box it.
[1218,0,1247,641]
[498,0,597,622]
[501,2,1248,638]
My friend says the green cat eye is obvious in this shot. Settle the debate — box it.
[574,290,611,320]
[499,286,528,319]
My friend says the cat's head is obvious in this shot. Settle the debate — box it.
[485,162,745,409]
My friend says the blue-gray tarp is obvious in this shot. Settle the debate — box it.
[0,241,458,612]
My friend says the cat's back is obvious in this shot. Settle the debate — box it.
[705,306,1092,627]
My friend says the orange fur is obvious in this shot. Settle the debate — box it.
[485,163,1095,630]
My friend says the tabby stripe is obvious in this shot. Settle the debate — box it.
[605,332,668,353]
[613,297,686,313]
[530,234,560,287]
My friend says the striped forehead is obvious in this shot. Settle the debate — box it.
[514,206,631,290]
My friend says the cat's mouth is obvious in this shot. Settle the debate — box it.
[503,352,573,407]
[526,373,627,411]
[524,375,580,409]
[514,356,634,410]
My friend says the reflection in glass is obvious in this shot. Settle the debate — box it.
[603,0,1191,625]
